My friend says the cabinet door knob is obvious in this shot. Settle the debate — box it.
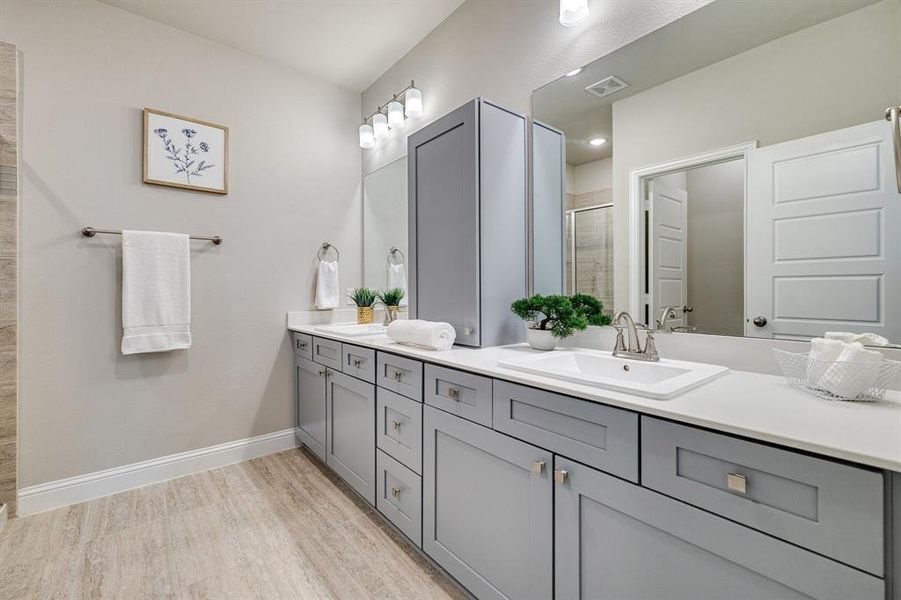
[391,420,402,431]
[727,472,748,494]
[352,359,362,368]
[530,460,545,475]
[318,369,326,377]
[391,487,401,499]
[554,469,568,485]
[448,387,460,401]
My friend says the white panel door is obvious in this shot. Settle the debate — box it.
[649,181,688,327]
[746,120,900,339]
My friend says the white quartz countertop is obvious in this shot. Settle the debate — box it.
[289,324,901,472]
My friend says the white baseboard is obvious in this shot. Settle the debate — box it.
[17,428,298,516]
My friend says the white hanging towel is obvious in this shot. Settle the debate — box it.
[387,263,408,306]
[315,260,340,309]
[121,230,191,355]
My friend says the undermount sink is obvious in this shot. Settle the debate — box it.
[314,323,387,337]
[497,350,728,399]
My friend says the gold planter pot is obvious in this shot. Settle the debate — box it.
[357,307,375,324]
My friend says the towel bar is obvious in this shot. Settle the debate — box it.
[82,227,222,245]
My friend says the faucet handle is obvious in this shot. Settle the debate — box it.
[643,330,659,359]
[614,327,627,353]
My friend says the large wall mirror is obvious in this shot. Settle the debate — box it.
[363,156,408,299]
[532,0,901,343]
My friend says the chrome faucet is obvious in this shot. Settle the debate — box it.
[381,303,400,326]
[612,311,659,362]
[656,307,680,331]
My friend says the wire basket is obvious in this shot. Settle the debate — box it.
[773,349,901,402]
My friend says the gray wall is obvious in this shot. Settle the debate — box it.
[612,0,900,311]
[361,0,712,176]
[686,160,744,337]
[0,1,362,487]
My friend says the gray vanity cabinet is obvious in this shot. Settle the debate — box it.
[423,406,552,600]
[326,369,376,505]
[408,98,527,348]
[554,457,884,600]
[295,356,327,461]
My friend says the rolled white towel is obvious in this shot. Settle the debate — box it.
[825,331,889,347]
[806,338,845,388]
[387,319,455,351]
[819,342,885,399]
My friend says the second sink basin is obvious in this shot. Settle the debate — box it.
[497,350,728,399]
[315,323,387,337]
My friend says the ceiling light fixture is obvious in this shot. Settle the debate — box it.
[588,137,607,146]
[565,67,583,77]
[359,81,423,150]
[559,0,589,26]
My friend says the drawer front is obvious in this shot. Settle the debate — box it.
[312,336,343,371]
[377,450,422,547]
[293,332,313,360]
[342,344,376,383]
[425,365,493,427]
[641,417,884,576]
[377,353,423,401]
[377,388,423,474]
[493,380,639,482]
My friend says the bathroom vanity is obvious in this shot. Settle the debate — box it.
[289,323,901,600]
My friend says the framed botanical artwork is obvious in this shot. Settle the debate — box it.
[143,108,229,194]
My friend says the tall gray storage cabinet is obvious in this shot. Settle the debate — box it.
[407,98,527,347]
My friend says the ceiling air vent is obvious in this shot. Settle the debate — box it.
[585,76,629,99]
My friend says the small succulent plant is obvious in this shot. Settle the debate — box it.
[349,287,377,307]
[378,288,405,307]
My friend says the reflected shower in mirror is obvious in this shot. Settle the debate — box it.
[363,156,408,302]
[532,0,901,343]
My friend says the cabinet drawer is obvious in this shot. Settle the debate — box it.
[641,417,884,576]
[312,336,342,371]
[293,332,312,360]
[377,353,423,401]
[493,380,639,482]
[342,344,375,383]
[377,450,422,547]
[425,365,493,427]
[377,388,423,474]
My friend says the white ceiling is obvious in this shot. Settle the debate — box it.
[100,0,464,92]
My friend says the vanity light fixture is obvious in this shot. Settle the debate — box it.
[588,137,607,146]
[565,67,583,77]
[359,121,375,149]
[559,0,589,26]
[387,96,405,129]
[359,80,423,150]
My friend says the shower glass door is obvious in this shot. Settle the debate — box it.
[566,204,614,311]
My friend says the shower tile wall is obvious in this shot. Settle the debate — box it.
[565,189,613,312]
[0,42,17,516]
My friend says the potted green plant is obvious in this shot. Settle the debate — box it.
[349,288,377,324]
[378,288,405,322]
[511,294,612,350]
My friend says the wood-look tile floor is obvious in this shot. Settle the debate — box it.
[0,448,465,599]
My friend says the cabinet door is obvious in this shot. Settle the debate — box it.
[423,406,552,600]
[408,100,481,346]
[326,369,376,505]
[554,458,883,600]
[295,356,326,460]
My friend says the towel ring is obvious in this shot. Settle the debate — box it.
[318,242,339,262]
[387,247,405,266]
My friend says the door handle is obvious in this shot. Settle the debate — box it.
[752,316,767,327]
[530,460,545,474]
[887,106,901,194]
[553,469,568,484]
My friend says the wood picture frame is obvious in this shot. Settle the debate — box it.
[143,108,229,194]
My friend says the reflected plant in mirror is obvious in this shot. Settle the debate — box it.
[531,0,901,346]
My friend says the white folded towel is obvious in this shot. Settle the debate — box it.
[387,263,408,307]
[121,230,191,355]
[825,331,889,347]
[819,341,885,399]
[805,337,845,388]
[387,319,455,351]
[315,260,339,309]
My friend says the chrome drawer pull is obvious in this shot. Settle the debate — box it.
[352,358,362,368]
[448,387,460,401]
[391,487,401,499]
[392,370,403,382]
[318,369,326,377]
[298,342,307,350]
[391,420,402,431]
[554,469,568,484]
[727,472,748,494]
[530,460,545,475]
